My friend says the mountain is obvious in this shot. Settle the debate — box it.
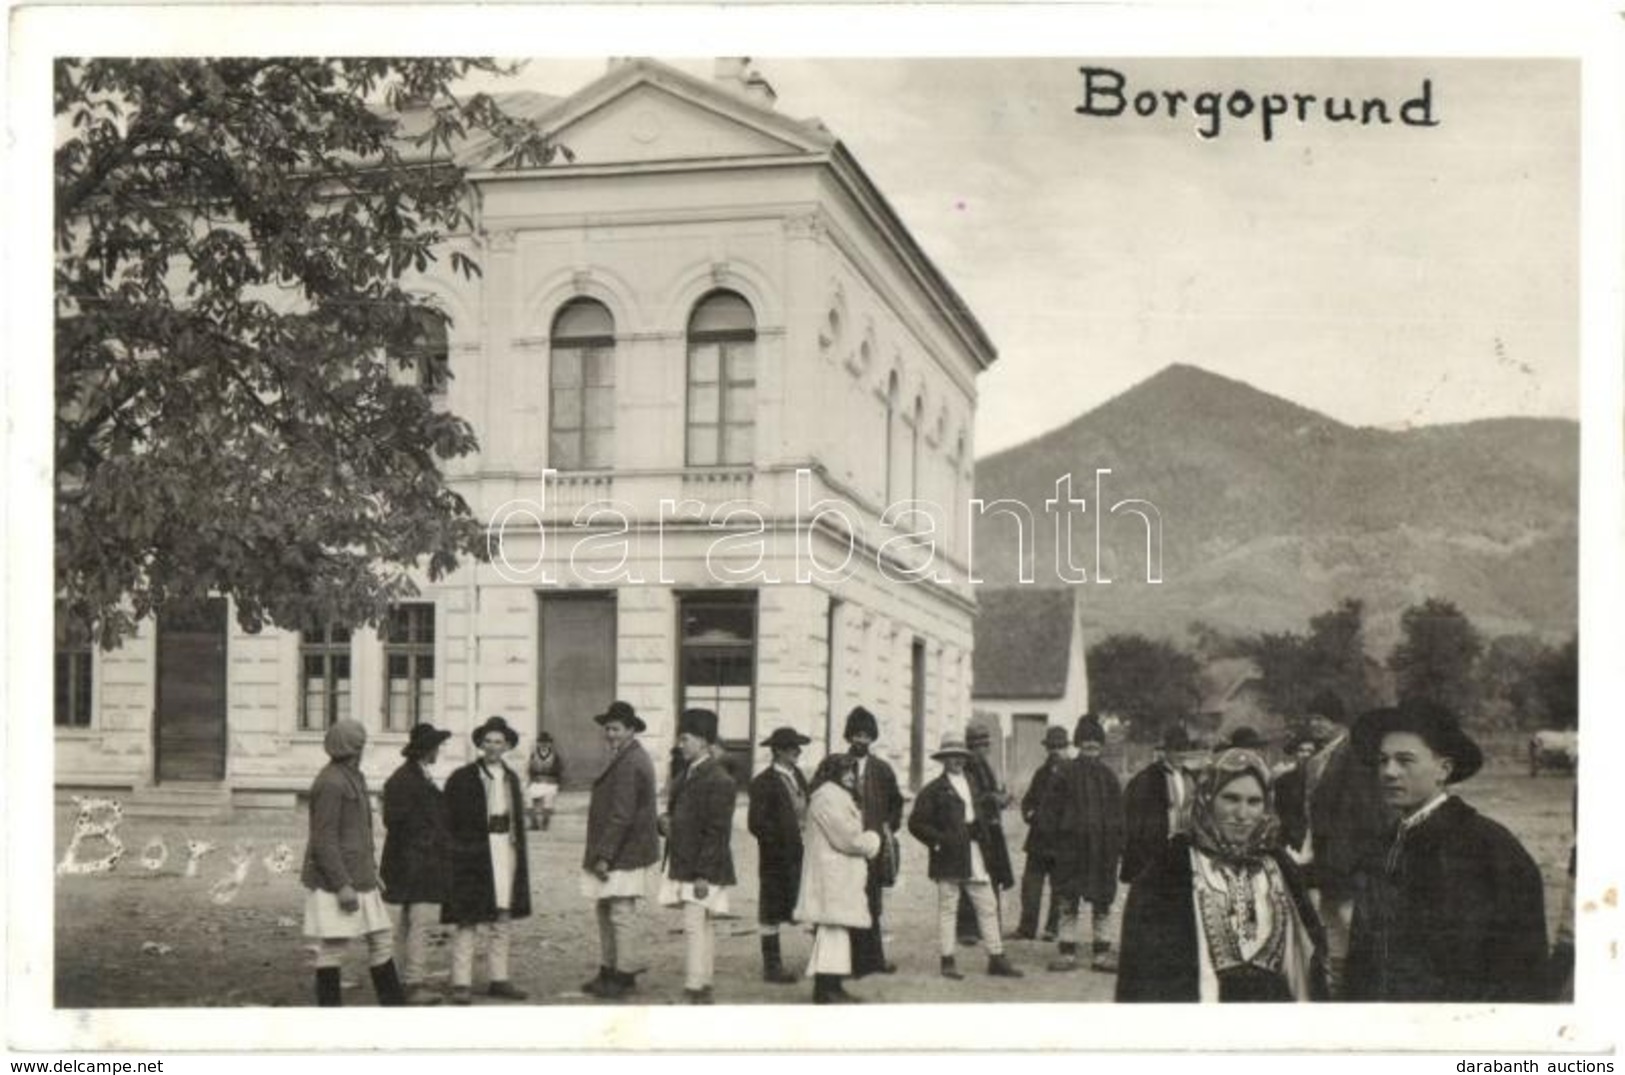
[971,364,1578,652]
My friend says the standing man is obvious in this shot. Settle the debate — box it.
[659,708,739,1004]
[1346,701,1548,1001]
[1120,725,1205,886]
[442,716,531,1005]
[747,726,812,984]
[525,731,565,832]
[957,723,1014,945]
[908,733,1023,981]
[843,705,903,978]
[380,722,453,1005]
[1048,714,1125,973]
[580,700,660,1001]
[1014,725,1072,941]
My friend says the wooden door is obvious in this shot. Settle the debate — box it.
[1011,713,1050,799]
[155,598,228,782]
[539,593,617,790]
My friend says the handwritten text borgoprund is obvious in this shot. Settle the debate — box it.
[1076,66,1440,142]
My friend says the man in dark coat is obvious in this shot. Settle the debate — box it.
[1048,714,1125,973]
[1272,727,1320,857]
[843,705,903,978]
[956,723,1015,945]
[747,726,812,984]
[1014,725,1072,941]
[908,733,1023,981]
[580,700,661,1000]
[381,722,452,1005]
[442,715,531,1004]
[660,708,738,1004]
[1120,725,1205,885]
[1345,701,1548,1003]
[1300,690,1389,998]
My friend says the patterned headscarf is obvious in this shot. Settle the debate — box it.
[1188,747,1281,867]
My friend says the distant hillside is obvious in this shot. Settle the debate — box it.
[971,364,1578,652]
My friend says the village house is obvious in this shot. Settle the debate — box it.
[54,58,996,808]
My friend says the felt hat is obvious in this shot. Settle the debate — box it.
[678,707,720,744]
[761,726,812,750]
[1074,714,1107,746]
[1160,724,1197,753]
[931,733,973,761]
[324,718,368,760]
[471,715,520,749]
[1352,700,1483,783]
[1225,726,1267,751]
[966,723,994,747]
[1043,725,1071,749]
[1306,690,1348,724]
[593,700,646,734]
[843,705,880,741]
[401,722,452,758]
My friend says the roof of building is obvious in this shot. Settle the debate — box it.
[1198,656,1264,714]
[971,588,1076,700]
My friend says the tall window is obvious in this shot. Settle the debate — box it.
[549,298,616,469]
[54,605,92,728]
[384,604,435,731]
[686,291,756,466]
[406,308,450,395]
[911,396,924,505]
[678,592,757,775]
[884,370,899,506]
[299,624,353,730]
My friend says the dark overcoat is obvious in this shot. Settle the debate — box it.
[1052,755,1125,907]
[907,773,1017,889]
[441,761,532,924]
[1274,765,1311,854]
[747,764,809,923]
[380,759,450,904]
[855,753,904,887]
[965,753,1015,885]
[665,757,738,886]
[1116,836,1327,1003]
[301,761,379,893]
[1120,761,1181,884]
[582,739,661,873]
[1306,737,1389,897]
[1346,796,1548,1002]
[1021,755,1070,856]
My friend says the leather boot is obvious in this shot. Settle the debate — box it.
[1047,942,1081,972]
[940,956,964,980]
[315,967,342,1007]
[1091,940,1119,973]
[988,953,1025,978]
[761,934,798,984]
[369,960,406,1007]
[812,973,835,1004]
[582,966,609,995]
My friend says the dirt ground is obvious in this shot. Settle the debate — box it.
[51,763,1576,1008]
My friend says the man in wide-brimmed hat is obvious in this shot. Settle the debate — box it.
[747,726,813,983]
[909,733,1023,980]
[580,700,659,1001]
[841,705,903,977]
[1120,724,1206,885]
[659,708,739,1003]
[1344,700,1548,1002]
[1014,724,1073,941]
[442,715,531,1004]
[1049,714,1125,973]
[381,722,453,1004]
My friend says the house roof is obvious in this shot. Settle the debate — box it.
[1198,656,1264,714]
[972,588,1076,700]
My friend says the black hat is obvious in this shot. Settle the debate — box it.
[594,700,647,734]
[536,731,554,743]
[1074,714,1106,746]
[678,708,720,744]
[471,715,520,749]
[761,727,812,750]
[402,722,453,758]
[1043,725,1071,749]
[966,723,994,747]
[1351,699,1483,783]
[843,705,879,741]
[1224,726,1266,751]
[1160,724,1197,752]
[1307,690,1347,724]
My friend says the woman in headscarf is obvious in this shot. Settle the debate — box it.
[301,718,405,1006]
[1116,747,1326,1002]
[794,753,882,1004]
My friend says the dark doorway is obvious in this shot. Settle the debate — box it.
[910,638,927,791]
[538,592,617,790]
[155,598,228,782]
[677,591,757,788]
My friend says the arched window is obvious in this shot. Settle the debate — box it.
[884,370,899,506]
[550,298,616,470]
[911,395,924,506]
[405,308,450,395]
[686,291,756,466]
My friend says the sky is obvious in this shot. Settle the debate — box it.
[495,56,1579,456]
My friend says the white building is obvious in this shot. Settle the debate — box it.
[54,58,997,806]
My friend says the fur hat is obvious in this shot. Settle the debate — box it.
[761,726,812,750]
[471,715,520,749]
[401,722,452,758]
[1351,700,1483,784]
[843,705,879,741]
[593,700,646,734]
[678,708,720,744]
[1074,714,1107,746]
[1043,725,1071,749]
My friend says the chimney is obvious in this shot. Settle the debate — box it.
[714,57,750,85]
[742,70,778,109]
[713,57,776,110]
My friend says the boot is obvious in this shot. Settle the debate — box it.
[582,965,609,996]
[1042,904,1061,942]
[761,934,798,984]
[405,984,443,1006]
[315,967,343,1007]
[988,953,1025,978]
[541,809,553,832]
[828,977,862,1004]
[940,956,964,980]
[812,973,836,1005]
[528,810,541,832]
[1091,940,1119,973]
[1047,942,1081,973]
[487,980,529,1000]
[598,969,634,1000]
[369,960,406,1007]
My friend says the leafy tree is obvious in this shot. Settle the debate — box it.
[1477,633,1553,728]
[1245,597,1375,720]
[1388,597,1484,716]
[1247,630,1314,718]
[1532,635,1579,729]
[55,59,563,647]
[1086,633,1202,742]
